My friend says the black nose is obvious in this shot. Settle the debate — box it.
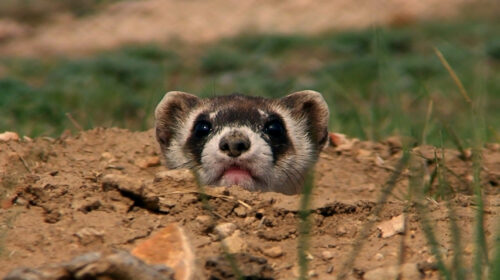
[219,131,251,157]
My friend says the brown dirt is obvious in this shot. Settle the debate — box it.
[0,128,499,279]
[0,0,477,57]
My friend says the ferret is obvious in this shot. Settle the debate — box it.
[154,90,329,194]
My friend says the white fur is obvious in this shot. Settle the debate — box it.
[197,126,275,191]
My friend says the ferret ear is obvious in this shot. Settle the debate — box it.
[155,91,200,147]
[280,90,330,149]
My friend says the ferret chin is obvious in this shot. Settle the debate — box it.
[154,90,330,194]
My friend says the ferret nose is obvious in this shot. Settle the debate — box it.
[219,131,251,157]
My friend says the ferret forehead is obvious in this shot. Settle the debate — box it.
[202,95,277,125]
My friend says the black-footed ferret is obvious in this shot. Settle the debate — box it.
[154,90,329,194]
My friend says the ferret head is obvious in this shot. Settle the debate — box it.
[154,90,329,194]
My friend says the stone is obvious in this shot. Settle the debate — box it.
[261,246,283,258]
[74,227,105,245]
[233,205,247,217]
[374,253,384,261]
[326,265,334,274]
[364,263,421,280]
[329,132,347,147]
[0,131,19,142]
[135,156,161,169]
[221,230,247,254]
[101,174,144,195]
[377,214,405,238]
[321,250,334,260]
[132,223,195,280]
[214,223,237,239]
[154,169,196,185]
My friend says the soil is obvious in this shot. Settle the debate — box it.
[0,0,476,56]
[0,128,499,279]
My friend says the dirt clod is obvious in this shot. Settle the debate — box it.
[0,131,19,142]
[260,246,284,258]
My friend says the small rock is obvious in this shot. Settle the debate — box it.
[194,215,212,233]
[374,253,384,261]
[214,223,237,239]
[132,223,195,280]
[326,265,334,274]
[221,230,247,254]
[233,205,247,217]
[306,252,314,260]
[102,174,144,195]
[377,214,405,238]
[195,215,212,225]
[364,263,420,280]
[243,216,256,226]
[154,169,196,185]
[486,143,499,151]
[308,270,317,277]
[329,132,347,147]
[321,250,334,260]
[100,152,114,160]
[75,227,105,245]
[23,136,32,142]
[135,156,161,169]
[336,225,347,236]
[261,246,283,258]
[0,131,19,142]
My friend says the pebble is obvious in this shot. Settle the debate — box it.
[154,169,195,184]
[308,270,318,277]
[261,246,283,258]
[74,227,105,245]
[135,156,160,169]
[100,152,114,160]
[377,214,405,238]
[233,205,247,218]
[364,263,420,280]
[374,253,384,261]
[214,222,237,239]
[336,225,347,236]
[0,131,19,142]
[222,230,246,253]
[194,215,212,233]
[326,265,334,274]
[321,250,334,260]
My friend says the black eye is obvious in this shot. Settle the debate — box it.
[193,120,212,138]
[264,120,285,138]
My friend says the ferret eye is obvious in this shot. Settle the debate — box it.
[264,120,285,138]
[193,120,212,138]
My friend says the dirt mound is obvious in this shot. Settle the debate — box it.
[0,128,499,279]
[0,0,474,56]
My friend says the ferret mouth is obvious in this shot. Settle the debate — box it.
[218,164,256,186]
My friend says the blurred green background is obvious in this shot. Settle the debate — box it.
[0,2,499,147]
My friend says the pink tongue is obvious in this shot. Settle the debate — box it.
[223,168,252,185]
